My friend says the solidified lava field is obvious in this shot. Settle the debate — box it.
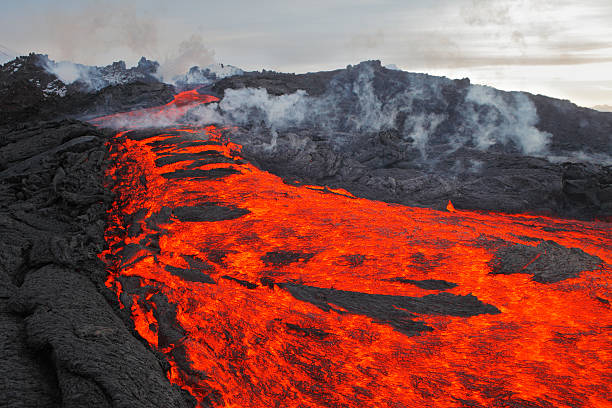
[98,92,612,407]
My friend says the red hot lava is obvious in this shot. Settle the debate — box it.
[98,91,612,408]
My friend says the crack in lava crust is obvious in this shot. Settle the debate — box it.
[99,92,611,408]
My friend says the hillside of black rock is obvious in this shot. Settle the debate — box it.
[0,54,175,126]
[211,61,611,219]
[212,62,611,159]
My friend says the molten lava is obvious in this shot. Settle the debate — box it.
[98,91,611,408]
[91,89,219,128]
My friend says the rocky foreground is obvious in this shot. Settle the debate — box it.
[0,118,195,407]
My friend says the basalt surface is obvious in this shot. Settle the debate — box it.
[0,119,194,407]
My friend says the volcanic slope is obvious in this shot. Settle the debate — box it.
[98,92,612,408]
[210,61,612,220]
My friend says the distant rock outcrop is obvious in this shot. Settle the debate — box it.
[0,54,175,125]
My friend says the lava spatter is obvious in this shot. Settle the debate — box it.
[98,92,612,408]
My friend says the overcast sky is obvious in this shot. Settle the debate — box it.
[1,0,611,107]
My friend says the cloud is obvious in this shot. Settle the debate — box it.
[424,54,612,68]
[461,0,512,26]
[592,104,612,112]
[158,35,216,81]
[31,3,160,64]
[1,0,610,106]
[348,30,385,50]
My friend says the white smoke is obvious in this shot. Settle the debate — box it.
[96,61,555,161]
[547,151,612,166]
[187,63,551,157]
[42,56,161,92]
[405,113,446,155]
[174,63,244,86]
[44,60,88,85]
[219,88,308,127]
[464,85,550,154]
[196,63,396,135]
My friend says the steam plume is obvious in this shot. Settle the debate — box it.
[158,35,216,81]
[190,62,551,156]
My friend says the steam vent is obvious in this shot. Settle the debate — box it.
[1,56,611,408]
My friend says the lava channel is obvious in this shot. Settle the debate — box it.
[98,91,612,408]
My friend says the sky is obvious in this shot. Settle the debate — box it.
[1,0,611,107]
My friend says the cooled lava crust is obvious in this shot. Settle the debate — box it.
[96,92,612,407]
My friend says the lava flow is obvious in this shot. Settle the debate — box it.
[98,91,611,408]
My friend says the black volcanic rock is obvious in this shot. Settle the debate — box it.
[529,94,612,158]
[489,240,603,283]
[387,278,458,290]
[171,203,250,222]
[0,54,175,125]
[0,119,193,407]
[213,68,341,97]
[280,282,500,335]
[9,266,188,408]
[228,125,610,219]
[161,168,241,180]
[261,250,315,267]
[73,81,175,119]
[165,265,215,284]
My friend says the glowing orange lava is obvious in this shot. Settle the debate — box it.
[91,89,218,128]
[98,92,612,408]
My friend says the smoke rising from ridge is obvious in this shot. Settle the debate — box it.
[92,61,611,170]
[187,63,552,157]
[99,62,555,162]
[10,2,218,85]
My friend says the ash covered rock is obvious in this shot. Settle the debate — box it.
[0,120,193,407]
[489,240,603,283]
